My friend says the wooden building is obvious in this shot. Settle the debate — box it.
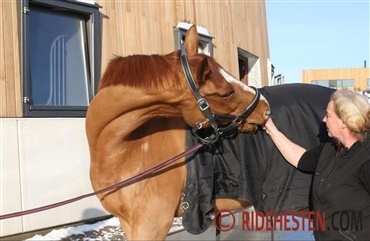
[0,0,271,237]
[302,67,370,91]
[1,0,271,118]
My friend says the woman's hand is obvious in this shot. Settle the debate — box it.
[263,117,278,136]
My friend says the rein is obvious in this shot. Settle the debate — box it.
[1,56,259,221]
[0,143,204,220]
[180,55,260,144]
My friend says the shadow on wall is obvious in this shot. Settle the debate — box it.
[82,208,110,221]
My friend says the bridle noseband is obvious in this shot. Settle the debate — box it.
[180,55,261,144]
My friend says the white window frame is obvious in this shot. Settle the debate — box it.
[173,24,213,56]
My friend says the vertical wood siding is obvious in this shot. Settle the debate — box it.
[1,0,270,117]
[0,0,22,117]
[302,68,370,90]
[97,0,270,84]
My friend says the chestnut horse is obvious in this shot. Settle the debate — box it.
[86,25,270,240]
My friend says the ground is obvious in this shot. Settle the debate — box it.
[25,217,183,241]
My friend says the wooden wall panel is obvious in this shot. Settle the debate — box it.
[0,0,5,116]
[96,0,270,85]
[302,68,370,90]
[0,0,21,117]
[1,0,269,117]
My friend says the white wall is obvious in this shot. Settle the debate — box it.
[0,118,107,237]
[248,59,263,88]
[76,0,95,4]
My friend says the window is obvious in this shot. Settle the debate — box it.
[22,0,101,117]
[312,79,354,89]
[329,80,338,88]
[173,24,213,56]
[342,79,354,88]
[312,80,329,87]
[273,74,284,85]
[238,48,259,85]
[367,78,370,87]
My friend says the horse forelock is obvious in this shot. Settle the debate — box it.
[98,52,182,91]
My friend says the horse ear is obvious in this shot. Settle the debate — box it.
[184,25,199,57]
[196,57,210,84]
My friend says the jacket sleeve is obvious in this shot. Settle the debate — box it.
[359,160,370,196]
[297,143,326,173]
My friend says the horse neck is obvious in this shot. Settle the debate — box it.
[86,84,187,148]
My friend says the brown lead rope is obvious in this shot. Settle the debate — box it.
[0,143,204,220]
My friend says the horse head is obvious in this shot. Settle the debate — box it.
[178,25,270,138]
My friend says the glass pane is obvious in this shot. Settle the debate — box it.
[342,79,354,87]
[329,80,337,88]
[29,6,89,106]
[337,80,343,87]
[315,80,329,87]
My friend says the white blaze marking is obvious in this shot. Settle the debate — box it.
[219,68,268,102]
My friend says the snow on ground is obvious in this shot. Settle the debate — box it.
[26,217,184,241]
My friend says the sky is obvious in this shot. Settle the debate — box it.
[266,0,370,84]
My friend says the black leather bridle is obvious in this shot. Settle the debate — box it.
[180,55,261,144]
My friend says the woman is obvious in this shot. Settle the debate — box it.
[264,89,370,240]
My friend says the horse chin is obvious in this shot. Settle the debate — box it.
[238,123,259,133]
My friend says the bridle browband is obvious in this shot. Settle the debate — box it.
[180,55,261,144]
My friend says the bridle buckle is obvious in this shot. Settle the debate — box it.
[197,98,209,111]
[195,119,209,130]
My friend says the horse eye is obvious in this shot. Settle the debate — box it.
[221,90,234,98]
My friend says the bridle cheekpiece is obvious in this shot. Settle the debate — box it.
[180,55,261,144]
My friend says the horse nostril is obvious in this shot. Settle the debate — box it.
[265,109,271,119]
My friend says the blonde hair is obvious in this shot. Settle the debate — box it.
[331,89,370,141]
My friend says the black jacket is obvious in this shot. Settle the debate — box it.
[299,138,370,240]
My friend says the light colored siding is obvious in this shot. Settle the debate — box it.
[0,0,22,117]
[96,0,270,86]
[302,68,370,90]
[1,0,270,117]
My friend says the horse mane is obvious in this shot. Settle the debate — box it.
[98,50,183,91]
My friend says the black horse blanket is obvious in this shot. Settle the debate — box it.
[182,83,336,234]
